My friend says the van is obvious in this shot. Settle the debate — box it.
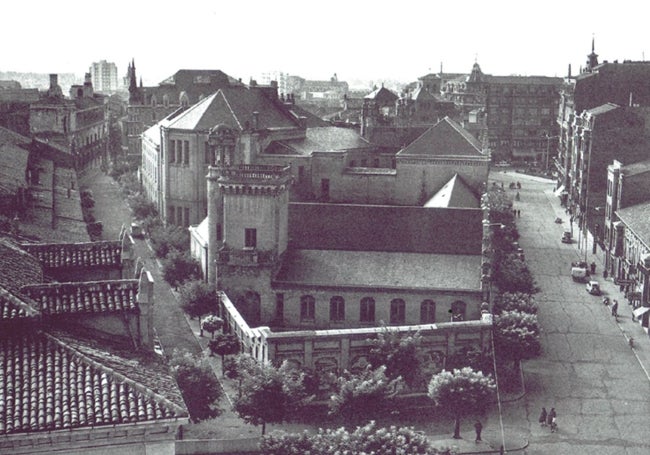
[571,267,588,282]
[130,222,144,239]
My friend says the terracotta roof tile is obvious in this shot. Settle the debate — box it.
[21,280,138,315]
[0,332,187,435]
[21,240,122,269]
[0,239,43,293]
[0,287,39,320]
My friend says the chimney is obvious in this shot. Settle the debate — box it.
[49,74,58,89]
[568,64,572,78]
[252,111,259,130]
[84,72,92,85]
[137,269,155,348]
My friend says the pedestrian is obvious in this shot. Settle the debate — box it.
[474,420,483,443]
[550,416,558,433]
[547,408,556,428]
[590,262,596,274]
[517,209,521,218]
[517,181,521,189]
[612,300,619,317]
[539,407,547,426]
[515,191,520,201]
[603,269,608,279]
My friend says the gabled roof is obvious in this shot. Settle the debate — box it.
[0,239,43,293]
[424,174,480,208]
[364,86,399,103]
[398,116,484,157]
[20,240,122,269]
[167,87,298,131]
[0,331,187,435]
[21,280,139,316]
[265,126,370,156]
[616,200,650,247]
[410,86,435,101]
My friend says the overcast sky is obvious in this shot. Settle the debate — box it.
[3,0,649,87]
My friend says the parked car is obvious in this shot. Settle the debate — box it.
[562,231,572,243]
[586,280,602,295]
[571,261,589,282]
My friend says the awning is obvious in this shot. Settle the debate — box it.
[554,185,566,197]
[632,307,650,318]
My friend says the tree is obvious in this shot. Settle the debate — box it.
[149,224,190,258]
[493,292,537,315]
[328,365,403,426]
[493,310,541,369]
[170,352,222,423]
[233,360,312,434]
[261,421,447,455]
[178,280,218,319]
[224,353,259,397]
[493,254,537,294]
[201,314,223,339]
[162,249,201,289]
[427,367,496,439]
[368,328,428,389]
[209,334,240,375]
[129,193,158,220]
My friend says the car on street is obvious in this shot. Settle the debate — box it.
[562,231,572,243]
[586,280,602,295]
[130,222,144,239]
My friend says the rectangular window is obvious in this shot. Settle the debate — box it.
[183,140,189,165]
[216,223,222,241]
[184,207,190,226]
[168,206,175,225]
[373,158,380,168]
[244,228,257,248]
[361,159,367,167]
[321,179,330,200]
[300,296,315,321]
[390,299,405,324]
[275,294,284,320]
[350,160,356,167]
[360,298,375,322]
[330,296,345,321]
[177,207,183,226]
[169,140,176,163]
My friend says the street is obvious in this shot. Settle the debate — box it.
[492,170,650,455]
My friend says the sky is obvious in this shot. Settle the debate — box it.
[3,0,650,88]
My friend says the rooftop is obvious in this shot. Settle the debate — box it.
[265,126,370,156]
[616,200,650,247]
[21,240,122,269]
[424,174,480,208]
[274,249,482,291]
[398,116,485,157]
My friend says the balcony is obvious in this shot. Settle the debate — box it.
[217,247,276,266]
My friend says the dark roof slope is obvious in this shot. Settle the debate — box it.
[266,127,370,155]
[0,239,43,293]
[398,117,484,157]
[21,280,139,316]
[20,240,122,269]
[616,200,650,247]
[288,203,482,255]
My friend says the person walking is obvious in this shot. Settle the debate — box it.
[590,262,596,274]
[517,209,521,218]
[474,420,483,443]
[547,408,556,428]
[539,407,548,426]
[611,300,619,317]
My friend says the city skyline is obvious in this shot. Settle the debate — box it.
[4,0,649,88]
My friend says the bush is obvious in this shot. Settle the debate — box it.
[170,351,222,423]
[150,224,190,258]
[179,280,219,319]
[129,193,158,221]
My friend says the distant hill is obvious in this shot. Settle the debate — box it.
[0,71,82,95]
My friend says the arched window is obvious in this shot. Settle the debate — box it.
[300,295,315,322]
[451,300,466,322]
[162,94,170,106]
[420,299,436,323]
[330,296,345,321]
[389,298,405,324]
[360,297,375,322]
[179,91,190,107]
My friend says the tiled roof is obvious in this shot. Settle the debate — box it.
[616,200,650,247]
[168,87,299,131]
[0,287,39,320]
[21,240,122,269]
[398,116,484,157]
[0,331,187,435]
[21,280,138,316]
[0,239,43,293]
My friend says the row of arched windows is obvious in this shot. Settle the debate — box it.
[299,295,467,324]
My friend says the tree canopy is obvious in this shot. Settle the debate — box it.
[171,352,222,423]
[328,365,403,426]
[493,310,541,368]
[427,367,496,439]
[179,280,219,319]
[162,250,201,289]
[261,421,449,455]
[368,329,429,389]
